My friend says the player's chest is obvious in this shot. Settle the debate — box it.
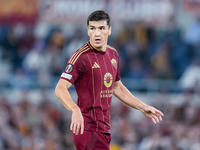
[84,53,118,80]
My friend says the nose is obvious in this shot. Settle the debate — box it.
[95,29,100,36]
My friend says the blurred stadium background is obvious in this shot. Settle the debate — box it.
[0,0,200,149]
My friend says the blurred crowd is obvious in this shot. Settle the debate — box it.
[111,87,200,150]
[0,16,200,89]
[0,87,200,150]
[1,11,200,150]
[115,17,200,86]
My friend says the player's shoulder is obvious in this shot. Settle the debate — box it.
[107,45,117,51]
[107,45,118,54]
[68,43,91,65]
[77,42,90,52]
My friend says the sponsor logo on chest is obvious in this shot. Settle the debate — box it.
[104,72,113,88]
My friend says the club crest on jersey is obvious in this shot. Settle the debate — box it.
[65,64,73,73]
[104,72,113,88]
[111,58,117,69]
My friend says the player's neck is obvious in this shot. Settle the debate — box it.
[90,41,107,52]
[96,45,107,52]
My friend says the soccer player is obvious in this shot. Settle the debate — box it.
[55,10,164,150]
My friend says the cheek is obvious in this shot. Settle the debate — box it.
[88,32,94,39]
[103,34,109,40]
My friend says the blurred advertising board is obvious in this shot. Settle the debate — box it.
[0,0,39,24]
[38,0,174,24]
[184,0,200,13]
[0,0,174,25]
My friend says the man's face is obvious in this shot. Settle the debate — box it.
[88,20,111,52]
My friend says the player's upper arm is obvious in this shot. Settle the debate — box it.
[113,80,123,95]
[55,79,72,97]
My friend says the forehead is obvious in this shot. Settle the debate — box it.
[88,20,108,27]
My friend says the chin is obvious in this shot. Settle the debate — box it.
[94,44,102,49]
[95,46,105,52]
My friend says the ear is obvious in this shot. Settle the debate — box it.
[87,26,90,36]
[108,26,112,36]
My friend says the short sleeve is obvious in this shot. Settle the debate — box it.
[60,53,84,84]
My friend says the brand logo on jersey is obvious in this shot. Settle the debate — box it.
[104,73,113,88]
[65,64,73,73]
[111,58,117,69]
[92,62,100,68]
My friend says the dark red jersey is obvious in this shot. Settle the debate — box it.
[60,41,120,133]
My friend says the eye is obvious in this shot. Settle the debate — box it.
[100,27,105,30]
[90,27,94,30]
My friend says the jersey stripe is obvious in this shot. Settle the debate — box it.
[71,48,90,65]
[68,44,89,64]
[94,53,105,131]
[69,45,88,64]
[107,51,115,76]
[103,55,110,130]
[87,42,93,49]
[68,46,86,64]
[68,44,87,63]
[87,54,98,131]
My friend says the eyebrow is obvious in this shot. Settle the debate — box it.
[89,25,106,28]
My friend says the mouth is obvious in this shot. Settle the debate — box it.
[95,39,101,43]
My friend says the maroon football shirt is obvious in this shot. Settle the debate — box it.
[60,41,120,133]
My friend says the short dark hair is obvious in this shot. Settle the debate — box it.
[87,10,110,27]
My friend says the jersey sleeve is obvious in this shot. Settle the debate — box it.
[60,52,84,84]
